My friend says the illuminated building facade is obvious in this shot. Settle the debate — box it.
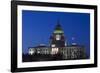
[28,22,87,60]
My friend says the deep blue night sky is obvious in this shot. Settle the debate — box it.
[22,10,90,57]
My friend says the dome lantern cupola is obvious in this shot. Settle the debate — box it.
[50,21,67,47]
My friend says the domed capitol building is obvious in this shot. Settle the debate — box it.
[24,21,87,62]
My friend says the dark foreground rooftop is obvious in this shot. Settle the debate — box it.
[22,54,88,62]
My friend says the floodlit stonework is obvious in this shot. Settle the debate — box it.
[28,21,87,60]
